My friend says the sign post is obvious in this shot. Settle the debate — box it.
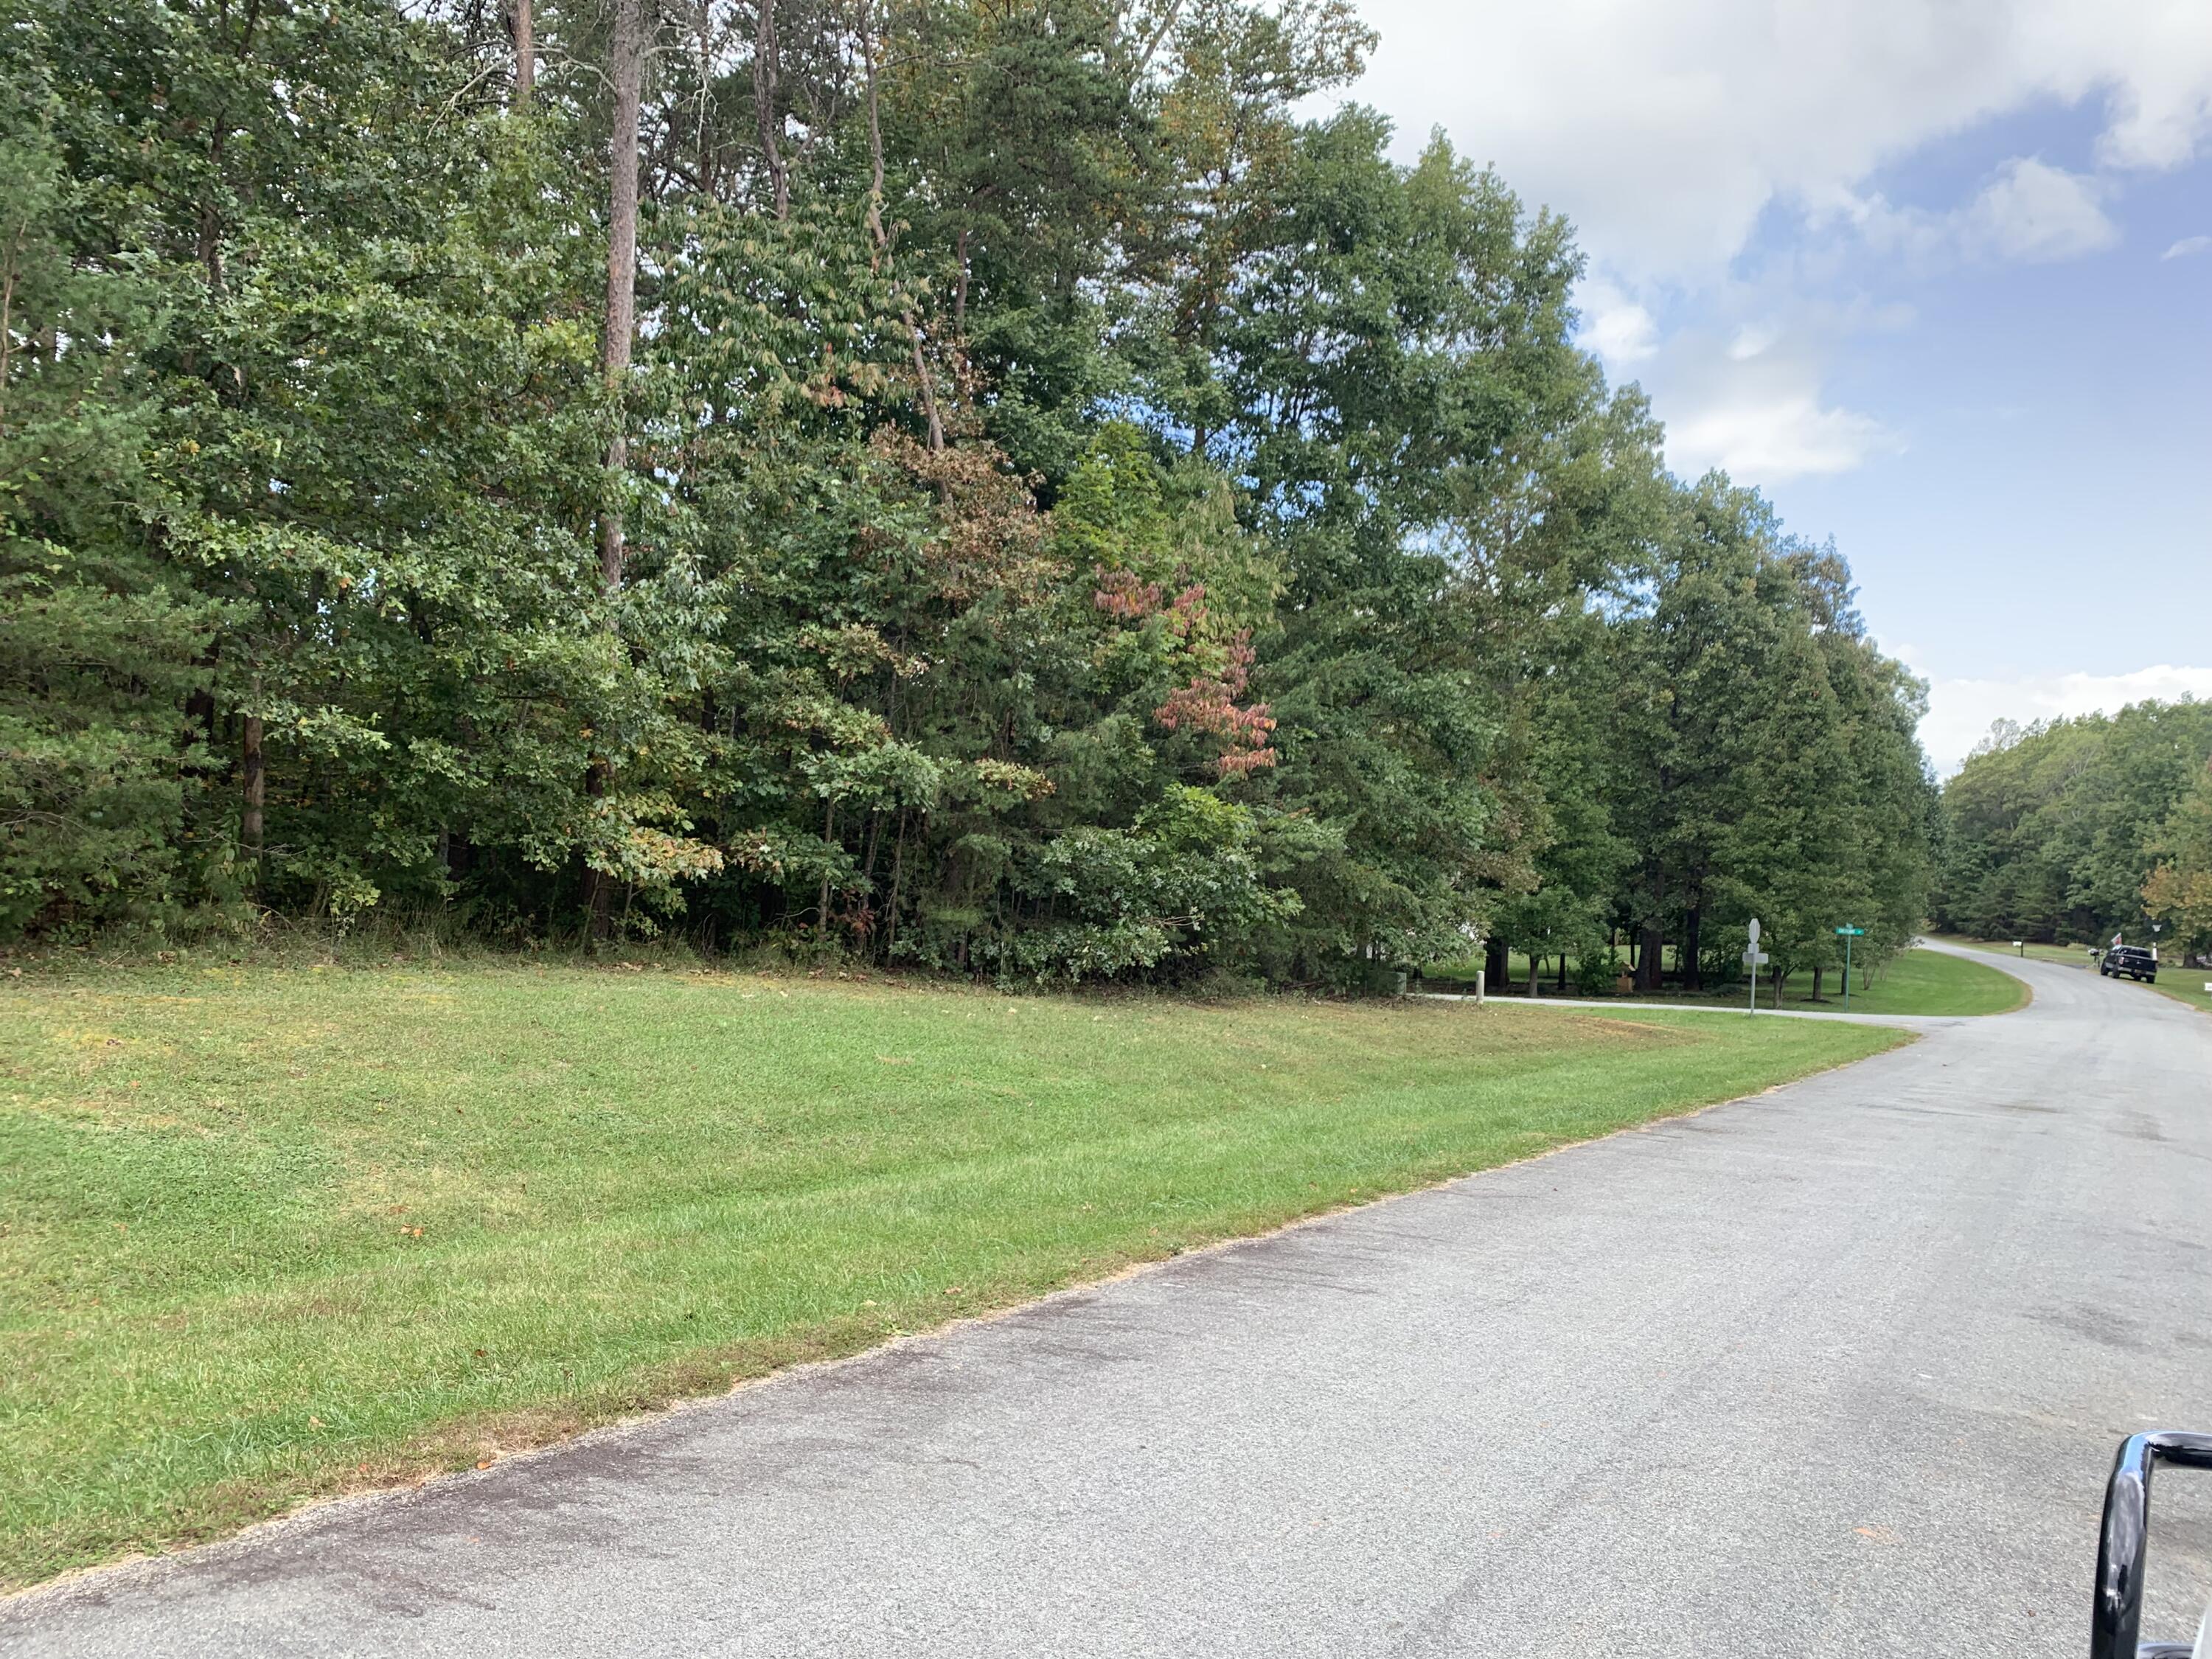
[1834,925,1864,1010]
[1744,918,1769,1014]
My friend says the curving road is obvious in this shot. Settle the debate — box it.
[7,942,2211,1655]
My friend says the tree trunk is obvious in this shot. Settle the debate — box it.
[953,229,970,336]
[185,685,218,759]
[1526,951,1540,998]
[0,232,21,425]
[599,0,644,591]
[753,0,787,218]
[692,0,717,199]
[886,813,905,959]
[1485,933,1508,990]
[583,759,613,940]
[855,0,942,451]
[1683,900,1703,991]
[1557,953,1568,992]
[582,0,644,945]
[860,809,883,890]
[197,136,227,295]
[509,0,534,103]
[1132,0,1185,77]
[815,799,834,944]
[1812,964,1824,1001]
[1635,867,1665,991]
[240,713,265,891]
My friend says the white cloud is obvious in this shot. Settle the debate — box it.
[1630,302,1905,481]
[1826,156,2120,270]
[1921,666,2212,773]
[1349,0,2212,282]
[2087,7,2212,170]
[1667,390,1899,481]
[2165,234,2212,259]
[1342,0,2212,496]
[1959,157,2118,262]
[1728,321,1781,361]
[1576,279,1660,365]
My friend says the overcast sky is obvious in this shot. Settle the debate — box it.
[1335,0,2212,771]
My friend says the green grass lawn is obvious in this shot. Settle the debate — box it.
[2151,976,2212,1018]
[1422,945,2026,1017]
[0,959,1905,1587]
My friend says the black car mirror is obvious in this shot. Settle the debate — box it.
[2093,1430,2212,1658]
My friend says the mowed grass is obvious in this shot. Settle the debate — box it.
[1769,947,2027,1016]
[1426,945,2026,1017]
[2151,976,2212,1018]
[0,960,1905,1587]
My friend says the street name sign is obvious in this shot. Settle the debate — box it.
[1834,925,1863,1009]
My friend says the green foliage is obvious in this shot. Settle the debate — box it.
[0,60,230,934]
[2143,761,2212,956]
[1,0,1934,981]
[1937,700,2212,948]
[1573,948,1621,997]
[1604,485,1934,992]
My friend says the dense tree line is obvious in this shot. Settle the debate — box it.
[1935,702,2212,959]
[1,0,1935,987]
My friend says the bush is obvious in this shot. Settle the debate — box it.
[1573,948,1621,996]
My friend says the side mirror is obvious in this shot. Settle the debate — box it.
[2093,1431,2212,1658]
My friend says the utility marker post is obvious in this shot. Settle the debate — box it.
[1834,925,1864,1011]
[1745,918,1768,1014]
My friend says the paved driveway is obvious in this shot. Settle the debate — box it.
[7,942,2209,1655]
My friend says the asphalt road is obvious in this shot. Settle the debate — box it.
[7,942,2211,1655]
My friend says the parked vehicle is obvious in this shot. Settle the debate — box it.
[2101,945,2160,984]
[2092,1430,2212,1657]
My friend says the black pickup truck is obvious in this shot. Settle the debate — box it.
[2101,945,2159,984]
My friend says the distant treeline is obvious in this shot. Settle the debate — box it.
[1,0,1934,986]
[1935,701,2212,958]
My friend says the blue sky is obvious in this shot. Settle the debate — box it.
[1338,0,2212,769]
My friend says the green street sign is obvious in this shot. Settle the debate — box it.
[1834,925,1863,1009]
